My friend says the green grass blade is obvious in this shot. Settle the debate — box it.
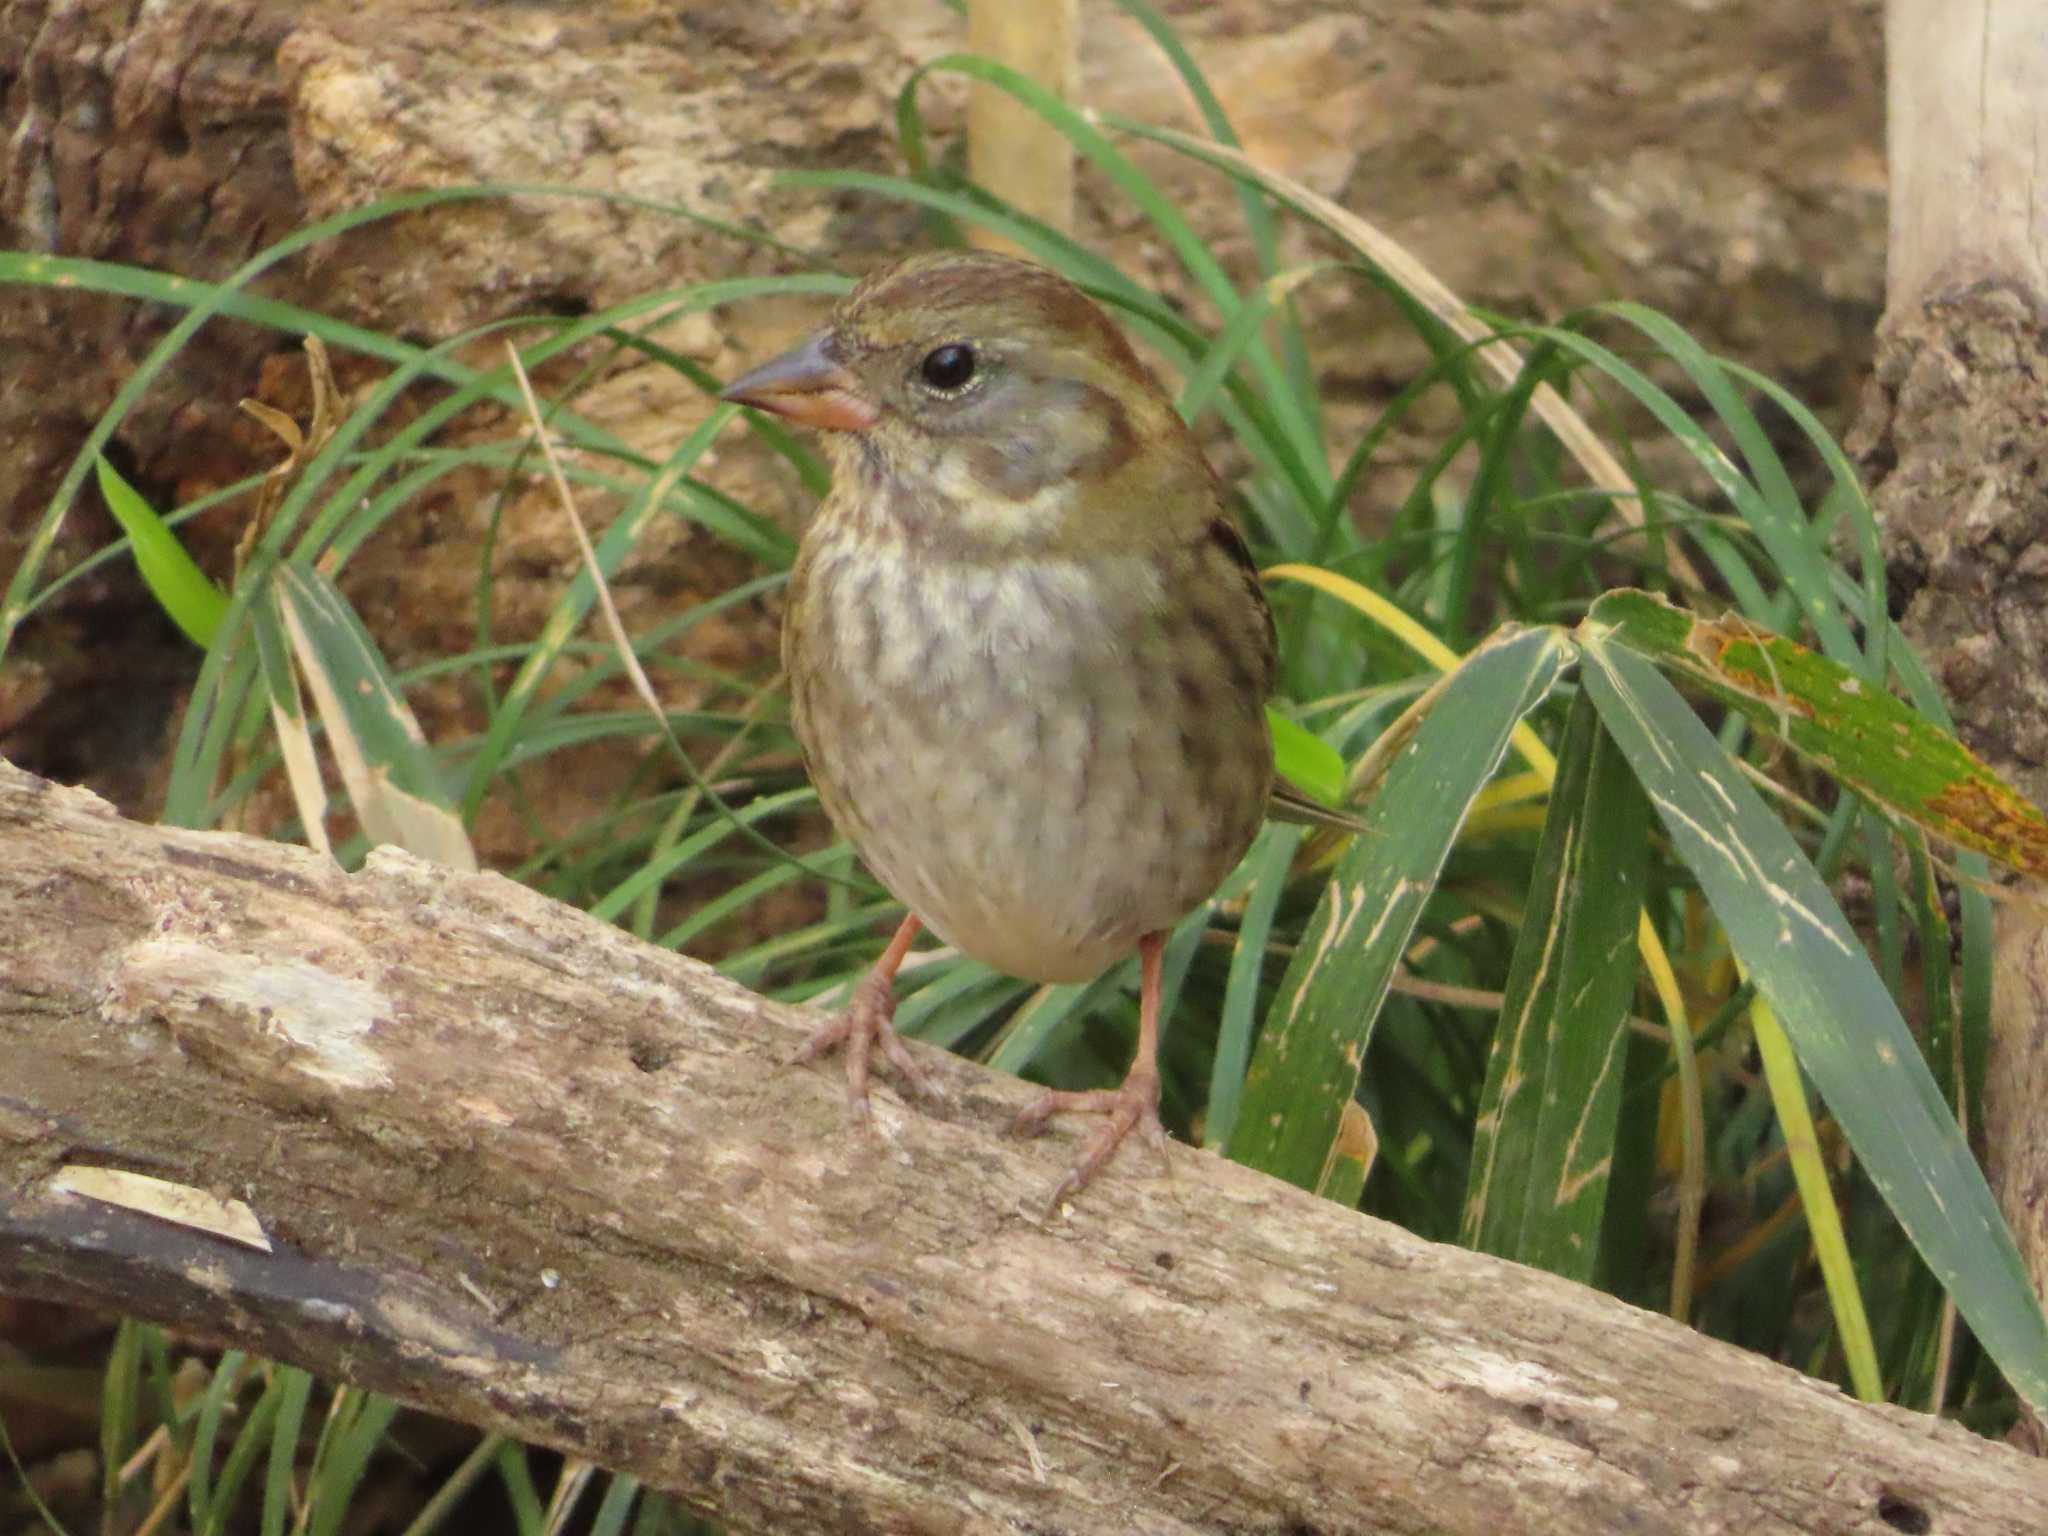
[0,1391,71,1536]
[1176,265,1330,426]
[984,969,1132,1077]
[261,1368,314,1536]
[137,1327,178,1451]
[1107,0,1281,274]
[186,1349,246,1529]
[1591,302,1878,675]
[1461,687,1649,1281]
[306,1393,401,1536]
[1588,589,2048,878]
[14,472,264,632]
[398,1433,506,1536]
[0,183,813,661]
[1749,993,1884,1401]
[892,959,1009,1045]
[1862,807,1907,1000]
[1906,831,1959,1111]
[2,190,496,658]
[496,1441,545,1536]
[655,856,815,954]
[589,1475,643,1536]
[99,1317,145,1511]
[588,787,816,924]
[719,901,903,990]
[1578,630,2048,1414]
[1229,625,1573,1199]
[163,613,263,827]
[1514,319,1860,664]
[197,1366,288,1536]
[92,457,227,646]
[1268,708,1346,806]
[275,564,477,869]
[1205,821,1304,1151]
[460,403,735,822]
[1106,0,1321,447]
[1721,358,1889,664]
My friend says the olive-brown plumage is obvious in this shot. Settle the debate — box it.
[724,251,1275,1202]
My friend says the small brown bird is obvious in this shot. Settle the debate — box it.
[722,251,1275,1204]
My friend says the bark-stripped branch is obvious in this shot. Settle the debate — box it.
[1,762,2042,1533]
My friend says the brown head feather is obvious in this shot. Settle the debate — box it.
[835,251,1151,389]
[809,250,1229,559]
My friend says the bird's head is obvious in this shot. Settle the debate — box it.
[721,252,1208,551]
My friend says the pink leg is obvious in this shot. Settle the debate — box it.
[1013,931,1171,1208]
[791,912,932,1119]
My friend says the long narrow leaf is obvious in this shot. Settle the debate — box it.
[1589,589,2048,878]
[1748,992,1884,1401]
[1578,630,2048,1414]
[187,1349,247,1529]
[198,1368,288,1536]
[1229,625,1572,1199]
[93,458,227,646]
[99,1319,144,1510]
[1205,822,1304,1151]
[262,1368,314,1536]
[275,565,477,870]
[1462,687,1649,1280]
[306,1392,401,1536]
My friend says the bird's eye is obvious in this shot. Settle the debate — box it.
[918,343,977,392]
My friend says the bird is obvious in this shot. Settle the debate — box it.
[721,250,1276,1206]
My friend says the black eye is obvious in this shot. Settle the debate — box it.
[918,343,976,392]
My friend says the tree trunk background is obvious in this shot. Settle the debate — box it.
[1849,0,2048,1453]
[3,760,2046,1534]
[1,0,1886,834]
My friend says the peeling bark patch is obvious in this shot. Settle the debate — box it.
[50,1166,271,1251]
[257,968,391,1087]
[108,937,393,1090]
[1439,1348,1621,1419]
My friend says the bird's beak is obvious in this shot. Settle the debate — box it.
[719,330,879,433]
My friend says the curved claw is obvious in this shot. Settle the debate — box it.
[788,913,933,1121]
[1014,1070,1167,1213]
[1012,931,1174,1213]
[791,971,934,1122]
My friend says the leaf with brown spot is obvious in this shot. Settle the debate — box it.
[1586,590,2048,878]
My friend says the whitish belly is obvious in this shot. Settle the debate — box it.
[789,542,1268,984]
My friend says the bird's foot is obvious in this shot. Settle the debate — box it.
[1013,1068,1168,1212]
[790,966,933,1123]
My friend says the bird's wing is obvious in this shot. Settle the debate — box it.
[1204,515,1279,699]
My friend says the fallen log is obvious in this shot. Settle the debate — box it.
[1,760,2040,1533]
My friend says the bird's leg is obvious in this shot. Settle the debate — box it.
[1013,930,1171,1208]
[791,911,932,1118]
